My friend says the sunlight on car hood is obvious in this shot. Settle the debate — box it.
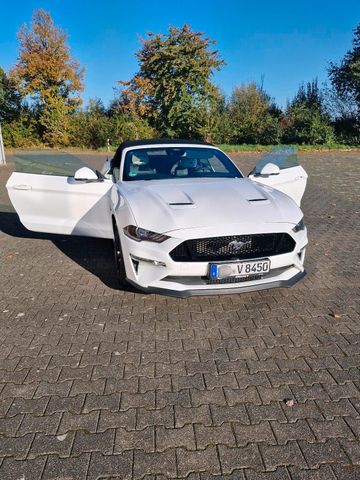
[120,177,301,233]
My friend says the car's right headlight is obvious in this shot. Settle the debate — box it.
[123,225,170,243]
[292,218,305,233]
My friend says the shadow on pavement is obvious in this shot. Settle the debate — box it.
[0,210,131,291]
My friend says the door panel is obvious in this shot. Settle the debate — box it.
[248,147,307,206]
[249,165,307,206]
[6,172,113,239]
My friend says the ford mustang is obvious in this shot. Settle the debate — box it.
[6,140,308,297]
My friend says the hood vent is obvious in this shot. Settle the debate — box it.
[248,198,268,203]
[168,202,194,206]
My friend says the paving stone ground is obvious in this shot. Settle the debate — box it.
[0,150,359,479]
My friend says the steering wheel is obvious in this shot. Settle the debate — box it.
[170,160,214,175]
[196,164,214,173]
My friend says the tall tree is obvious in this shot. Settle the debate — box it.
[290,79,325,114]
[329,25,360,109]
[284,79,334,144]
[327,26,360,143]
[118,24,224,139]
[227,83,282,144]
[0,67,23,123]
[10,9,84,146]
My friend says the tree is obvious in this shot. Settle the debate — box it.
[118,24,224,139]
[284,79,335,144]
[0,67,22,123]
[290,79,325,114]
[227,83,282,144]
[327,26,360,144]
[10,9,84,146]
[324,85,360,143]
[329,25,360,109]
[69,98,111,149]
[68,98,156,149]
[0,66,39,148]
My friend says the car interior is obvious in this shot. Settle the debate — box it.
[111,147,237,182]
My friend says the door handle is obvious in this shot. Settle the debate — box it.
[13,185,32,190]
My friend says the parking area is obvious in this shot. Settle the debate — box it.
[0,150,359,479]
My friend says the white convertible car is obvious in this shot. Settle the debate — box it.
[6,140,308,297]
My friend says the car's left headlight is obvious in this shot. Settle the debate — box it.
[292,218,305,233]
[124,225,170,243]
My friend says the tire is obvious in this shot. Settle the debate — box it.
[113,220,128,287]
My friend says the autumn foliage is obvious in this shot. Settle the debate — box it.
[0,10,359,148]
[119,25,224,140]
[10,9,84,146]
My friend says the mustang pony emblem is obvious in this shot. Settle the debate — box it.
[227,239,252,252]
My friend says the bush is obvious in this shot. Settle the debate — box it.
[332,116,360,144]
[69,112,113,149]
[110,115,156,145]
[283,80,336,145]
[283,106,335,144]
[226,84,282,145]
[67,108,157,150]
[2,114,40,147]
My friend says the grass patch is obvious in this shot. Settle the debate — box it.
[217,143,360,153]
[97,143,360,153]
[7,143,360,155]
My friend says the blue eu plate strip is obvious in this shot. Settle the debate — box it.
[209,264,218,280]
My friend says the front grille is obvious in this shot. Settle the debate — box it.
[170,233,295,262]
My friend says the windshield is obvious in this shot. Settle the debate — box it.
[122,147,242,181]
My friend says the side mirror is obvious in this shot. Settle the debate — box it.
[74,167,101,182]
[259,162,280,176]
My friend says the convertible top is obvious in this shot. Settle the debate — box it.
[112,139,213,168]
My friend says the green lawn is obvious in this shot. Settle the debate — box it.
[6,143,360,155]
[217,143,360,153]
[97,143,360,153]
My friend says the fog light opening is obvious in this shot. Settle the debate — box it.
[131,258,139,273]
[130,254,166,267]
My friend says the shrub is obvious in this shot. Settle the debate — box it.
[2,114,40,147]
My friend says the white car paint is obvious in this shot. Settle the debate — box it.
[6,143,308,297]
[249,164,307,207]
[7,171,113,238]
[117,177,302,234]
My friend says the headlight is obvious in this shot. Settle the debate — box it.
[123,225,170,243]
[292,218,305,233]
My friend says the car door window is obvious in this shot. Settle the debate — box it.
[251,147,299,175]
[13,151,88,176]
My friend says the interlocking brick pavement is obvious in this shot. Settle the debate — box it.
[0,150,359,479]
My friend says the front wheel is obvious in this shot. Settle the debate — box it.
[113,222,128,287]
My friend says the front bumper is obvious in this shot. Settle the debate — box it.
[119,225,308,297]
[128,270,306,298]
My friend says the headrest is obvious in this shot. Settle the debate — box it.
[179,158,198,169]
[131,151,149,165]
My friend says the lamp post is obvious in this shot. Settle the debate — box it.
[0,123,6,166]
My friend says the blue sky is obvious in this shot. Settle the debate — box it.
[1,0,359,108]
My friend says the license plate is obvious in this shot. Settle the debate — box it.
[209,259,271,280]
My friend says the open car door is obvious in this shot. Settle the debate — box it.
[6,152,113,239]
[248,147,307,206]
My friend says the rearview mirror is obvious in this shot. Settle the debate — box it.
[74,167,101,182]
[259,162,280,176]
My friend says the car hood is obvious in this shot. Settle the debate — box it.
[119,178,302,234]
